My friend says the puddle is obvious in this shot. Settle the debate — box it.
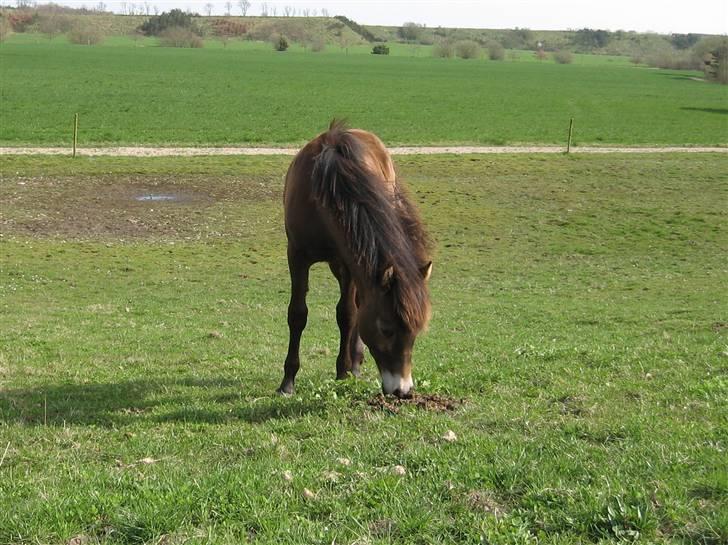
[135,194,179,202]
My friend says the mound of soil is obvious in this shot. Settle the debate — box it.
[367,393,462,413]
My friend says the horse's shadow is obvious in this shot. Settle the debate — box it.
[0,376,326,427]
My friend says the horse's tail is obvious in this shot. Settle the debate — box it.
[311,120,402,277]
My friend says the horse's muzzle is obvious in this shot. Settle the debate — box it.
[391,387,414,399]
[380,370,414,398]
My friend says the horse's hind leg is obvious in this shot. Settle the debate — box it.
[278,248,311,395]
[329,261,357,380]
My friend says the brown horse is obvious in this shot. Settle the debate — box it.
[279,121,433,398]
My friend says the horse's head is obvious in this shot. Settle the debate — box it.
[358,262,432,398]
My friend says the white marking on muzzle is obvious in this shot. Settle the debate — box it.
[380,370,413,396]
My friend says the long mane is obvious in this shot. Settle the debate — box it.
[310,121,431,331]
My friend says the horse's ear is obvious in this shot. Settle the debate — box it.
[420,261,433,281]
[381,265,395,290]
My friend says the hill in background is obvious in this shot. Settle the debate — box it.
[1,3,726,75]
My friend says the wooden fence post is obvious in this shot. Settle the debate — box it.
[566,118,574,154]
[73,113,78,158]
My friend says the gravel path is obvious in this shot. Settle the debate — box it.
[1,145,726,156]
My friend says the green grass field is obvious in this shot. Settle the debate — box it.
[1,36,727,147]
[1,152,726,544]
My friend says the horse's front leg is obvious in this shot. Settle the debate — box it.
[278,248,311,395]
[349,328,365,377]
[330,261,357,380]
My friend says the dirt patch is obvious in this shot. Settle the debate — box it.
[0,174,280,240]
[551,395,590,417]
[465,490,508,517]
[367,393,462,413]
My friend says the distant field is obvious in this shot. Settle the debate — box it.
[1,36,726,146]
[1,153,726,543]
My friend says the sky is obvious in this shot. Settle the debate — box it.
[43,0,728,35]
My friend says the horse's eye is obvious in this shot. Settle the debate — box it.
[381,326,395,338]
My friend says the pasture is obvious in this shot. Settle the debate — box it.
[1,36,727,147]
[1,152,726,544]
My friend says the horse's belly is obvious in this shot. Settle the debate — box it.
[285,197,338,263]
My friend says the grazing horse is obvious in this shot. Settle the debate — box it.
[279,121,433,398]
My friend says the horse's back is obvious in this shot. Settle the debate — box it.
[346,129,396,188]
[284,125,397,263]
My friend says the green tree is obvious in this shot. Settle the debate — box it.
[573,28,611,50]
[139,9,197,36]
[398,21,422,42]
[670,33,700,50]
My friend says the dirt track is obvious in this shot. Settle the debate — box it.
[1,145,727,156]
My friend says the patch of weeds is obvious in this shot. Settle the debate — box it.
[551,394,590,417]
[586,493,659,541]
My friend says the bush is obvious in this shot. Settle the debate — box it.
[309,36,325,52]
[0,16,11,42]
[645,49,700,70]
[432,41,454,58]
[159,26,203,48]
[371,44,389,55]
[68,20,104,45]
[487,41,504,60]
[703,40,728,84]
[140,9,197,37]
[39,14,73,39]
[501,27,533,49]
[247,21,276,42]
[274,34,289,51]
[211,18,247,38]
[553,50,573,64]
[693,36,728,63]
[455,40,480,59]
[7,10,37,32]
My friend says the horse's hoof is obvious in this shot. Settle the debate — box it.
[277,384,294,396]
